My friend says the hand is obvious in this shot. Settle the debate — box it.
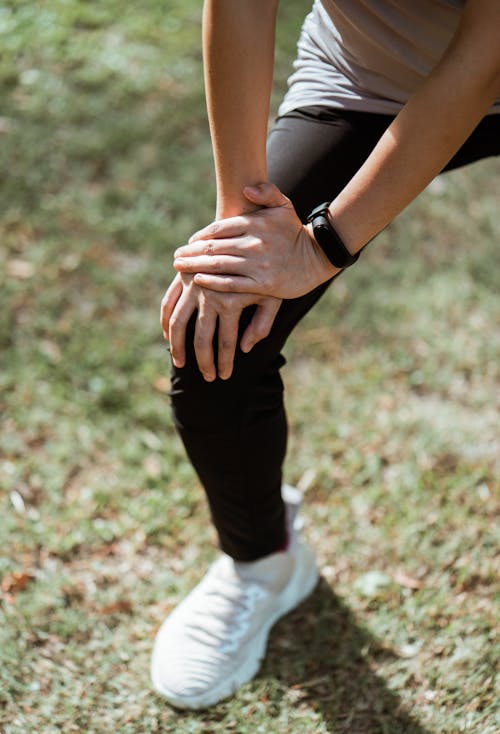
[173,183,339,299]
[160,272,282,381]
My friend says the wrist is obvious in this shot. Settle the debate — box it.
[216,202,259,219]
[305,222,341,280]
[216,182,268,219]
[325,203,358,256]
[306,203,360,270]
[327,197,370,257]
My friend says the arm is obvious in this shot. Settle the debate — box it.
[203,0,279,218]
[161,0,281,380]
[174,0,500,297]
[330,0,500,253]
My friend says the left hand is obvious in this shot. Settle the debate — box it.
[161,272,282,381]
[173,183,339,299]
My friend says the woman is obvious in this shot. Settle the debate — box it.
[151,0,500,709]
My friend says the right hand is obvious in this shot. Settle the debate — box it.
[160,272,282,381]
[174,183,339,299]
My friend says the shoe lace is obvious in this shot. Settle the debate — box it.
[184,574,269,656]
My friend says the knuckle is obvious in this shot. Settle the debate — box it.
[254,238,266,254]
[262,274,274,292]
[194,334,209,350]
[218,296,231,312]
[252,326,267,340]
[222,295,236,312]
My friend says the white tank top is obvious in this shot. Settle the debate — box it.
[278,0,500,116]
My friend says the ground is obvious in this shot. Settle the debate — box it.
[1,1,498,732]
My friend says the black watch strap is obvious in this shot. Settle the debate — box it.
[307,202,359,269]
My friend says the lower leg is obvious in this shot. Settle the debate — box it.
[170,282,331,561]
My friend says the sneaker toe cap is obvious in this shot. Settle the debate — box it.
[151,655,226,708]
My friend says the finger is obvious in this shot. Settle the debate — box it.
[193,302,217,382]
[243,182,290,209]
[240,299,281,353]
[193,273,263,294]
[217,311,240,380]
[160,277,183,339]
[169,293,196,369]
[174,254,248,275]
[186,216,248,246]
[174,238,244,259]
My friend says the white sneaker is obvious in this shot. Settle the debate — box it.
[150,485,318,709]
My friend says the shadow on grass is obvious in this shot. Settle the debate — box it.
[258,576,431,734]
[164,576,432,733]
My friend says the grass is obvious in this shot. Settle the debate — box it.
[1,1,499,732]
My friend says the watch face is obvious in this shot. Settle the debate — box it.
[313,219,352,268]
[315,221,338,249]
[316,222,331,239]
[309,203,359,269]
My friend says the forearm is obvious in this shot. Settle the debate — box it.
[203,0,279,218]
[330,0,500,254]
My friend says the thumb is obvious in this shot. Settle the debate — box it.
[243,182,289,209]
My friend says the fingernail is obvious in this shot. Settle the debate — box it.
[203,373,215,382]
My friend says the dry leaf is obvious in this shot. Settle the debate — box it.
[354,570,393,597]
[399,641,423,658]
[61,582,86,605]
[153,376,170,393]
[101,599,133,615]
[393,570,423,590]
[1,571,35,602]
[9,490,26,514]
[39,339,62,363]
[95,542,121,557]
[0,116,12,134]
[143,454,162,478]
[7,259,35,279]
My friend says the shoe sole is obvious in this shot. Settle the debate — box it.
[151,541,319,710]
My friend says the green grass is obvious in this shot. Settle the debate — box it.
[1,1,499,732]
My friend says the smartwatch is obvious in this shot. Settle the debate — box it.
[307,202,359,269]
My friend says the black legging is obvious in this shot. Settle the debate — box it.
[169,107,500,562]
